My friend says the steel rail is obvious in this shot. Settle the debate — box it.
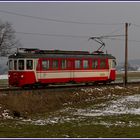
[0,81,140,92]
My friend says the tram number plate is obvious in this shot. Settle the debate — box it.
[100,73,105,76]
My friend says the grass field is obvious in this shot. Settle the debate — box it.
[0,85,140,137]
[116,71,140,81]
[0,79,8,85]
[1,115,140,138]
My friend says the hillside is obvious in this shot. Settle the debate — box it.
[117,59,140,71]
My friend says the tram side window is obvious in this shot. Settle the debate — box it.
[100,59,106,69]
[52,60,59,69]
[27,60,33,70]
[92,59,98,69]
[75,60,81,69]
[42,60,49,70]
[83,60,89,69]
[14,60,17,70]
[9,60,13,70]
[19,60,24,70]
[61,59,67,69]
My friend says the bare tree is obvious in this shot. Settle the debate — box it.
[0,20,20,56]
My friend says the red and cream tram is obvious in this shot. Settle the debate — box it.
[8,48,116,88]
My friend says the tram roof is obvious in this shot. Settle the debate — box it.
[9,51,115,59]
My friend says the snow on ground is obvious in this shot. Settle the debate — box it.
[18,94,140,127]
[1,86,140,127]
[0,74,8,79]
[75,94,140,117]
[21,115,84,126]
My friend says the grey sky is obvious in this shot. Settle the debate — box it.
[0,2,140,63]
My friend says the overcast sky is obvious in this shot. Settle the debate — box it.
[0,2,140,63]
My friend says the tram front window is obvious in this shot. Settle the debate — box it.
[27,60,33,70]
[9,60,13,70]
[112,60,116,68]
[19,60,24,70]
[14,60,17,70]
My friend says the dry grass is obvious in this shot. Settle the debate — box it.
[0,85,140,119]
[0,89,91,118]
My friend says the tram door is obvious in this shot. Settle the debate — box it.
[67,59,74,82]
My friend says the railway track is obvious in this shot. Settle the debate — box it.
[0,81,140,92]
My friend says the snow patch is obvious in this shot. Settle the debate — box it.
[93,120,140,127]
[81,87,104,93]
[115,86,124,89]
[1,109,13,119]
[75,94,140,117]
[0,74,8,79]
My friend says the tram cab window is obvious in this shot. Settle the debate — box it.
[9,60,13,70]
[92,59,98,69]
[14,60,17,70]
[112,60,116,68]
[42,60,49,70]
[27,60,33,70]
[100,59,106,69]
[83,60,89,69]
[52,60,59,69]
[19,60,24,70]
[75,60,82,69]
[61,59,67,69]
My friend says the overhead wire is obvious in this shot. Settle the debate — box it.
[105,37,140,43]
[1,10,140,45]
[14,31,124,39]
[0,9,123,26]
[132,23,140,28]
[105,26,124,36]
[15,31,89,38]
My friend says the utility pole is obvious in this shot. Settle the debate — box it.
[124,22,128,86]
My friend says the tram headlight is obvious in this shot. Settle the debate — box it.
[21,75,24,78]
